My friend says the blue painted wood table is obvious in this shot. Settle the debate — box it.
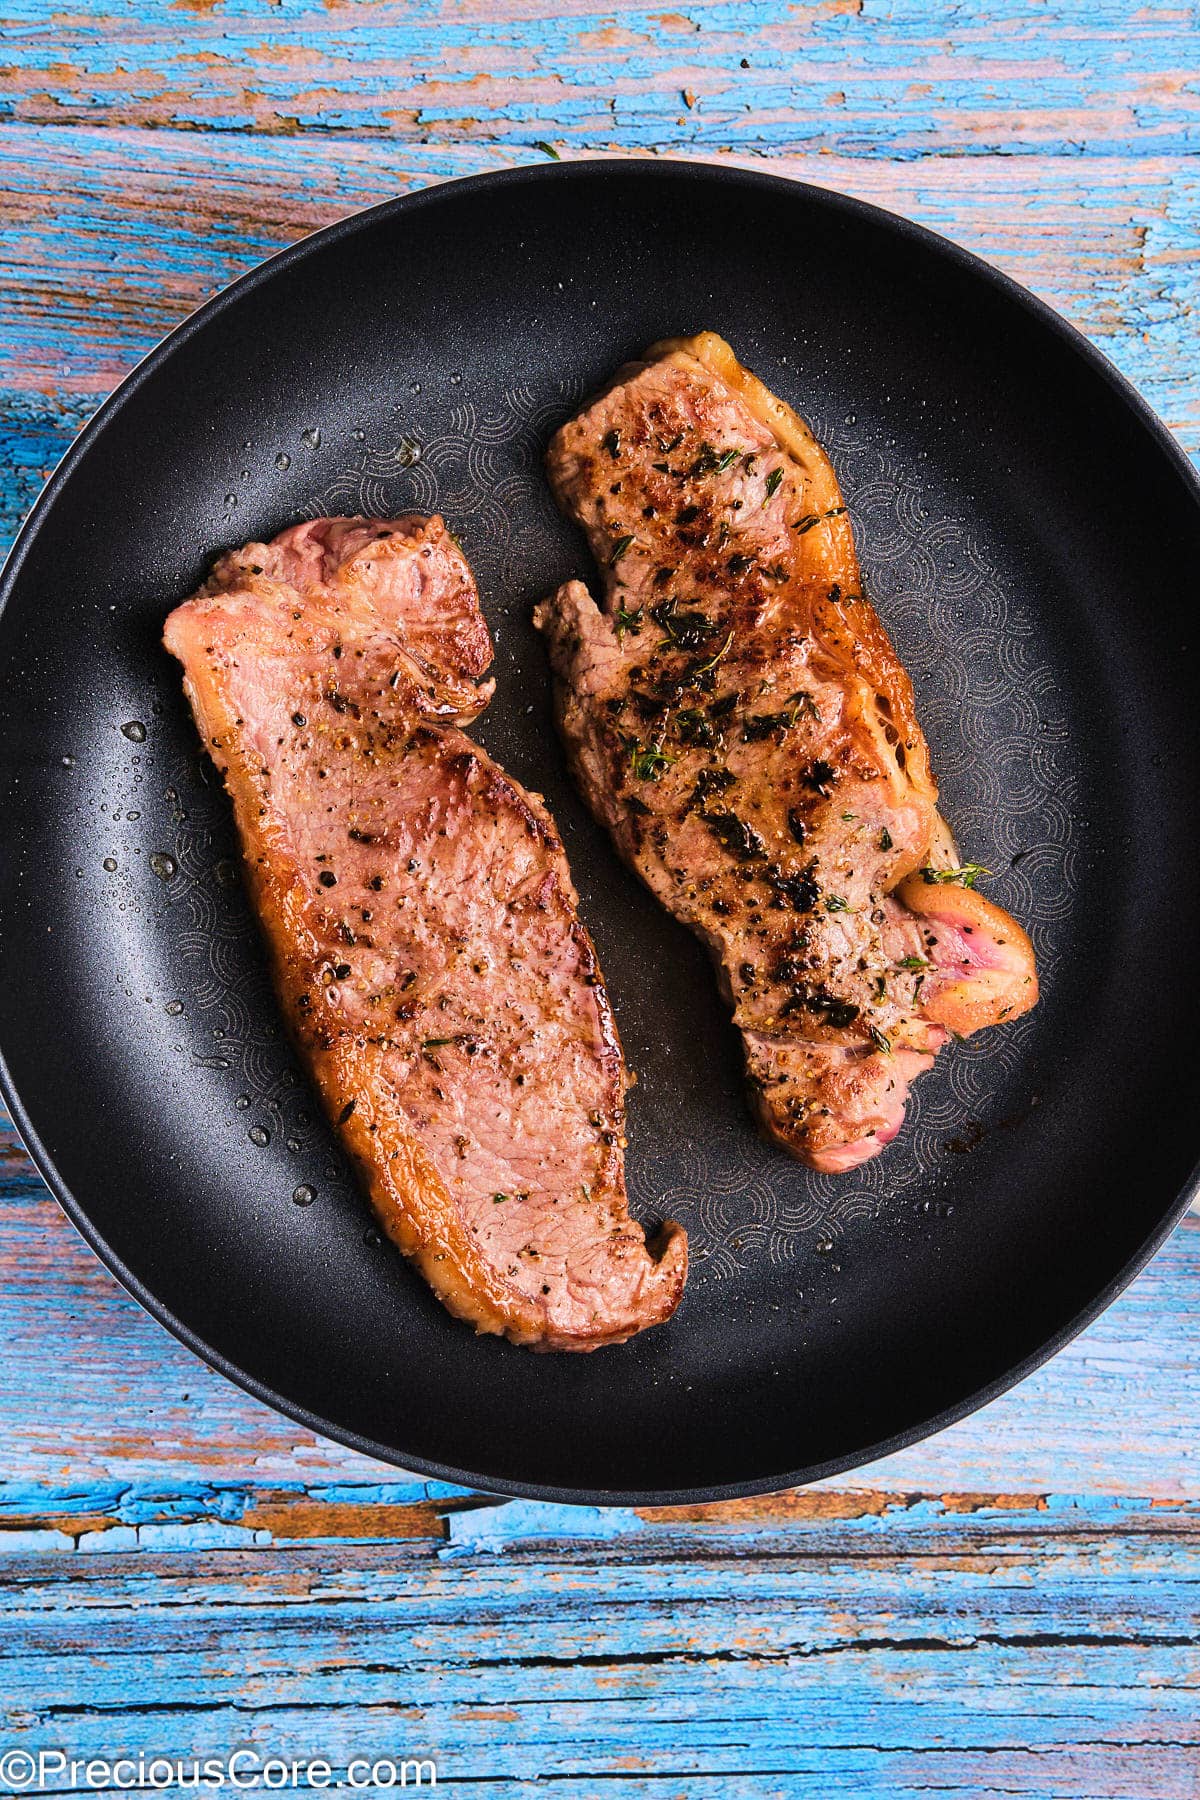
[3,3,1200,1793]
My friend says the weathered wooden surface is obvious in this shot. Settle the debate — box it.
[2,1,1199,1792]
[5,1497,1200,1797]
[5,0,1200,153]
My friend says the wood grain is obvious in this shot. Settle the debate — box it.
[3,1497,1199,1796]
[5,0,1200,156]
[2,1,1200,1789]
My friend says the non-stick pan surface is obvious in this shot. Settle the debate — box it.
[2,162,1198,1503]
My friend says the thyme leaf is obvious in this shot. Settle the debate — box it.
[920,863,990,888]
[625,738,674,782]
[691,629,735,675]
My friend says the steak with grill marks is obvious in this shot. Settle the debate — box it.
[535,333,1038,1172]
[165,514,686,1349]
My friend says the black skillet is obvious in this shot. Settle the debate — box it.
[1,162,1197,1503]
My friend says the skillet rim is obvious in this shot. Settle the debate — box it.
[1,156,1197,1506]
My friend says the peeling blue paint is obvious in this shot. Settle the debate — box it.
[3,1,1200,156]
[443,1498,649,1552]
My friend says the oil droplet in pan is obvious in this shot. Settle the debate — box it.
[248,1126,270,1147]
[121,721,146,743]
[149,853,176,881]
[293,1184,316,1207]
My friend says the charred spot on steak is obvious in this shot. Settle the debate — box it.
[765,864,820,912]
[703,811,767,861]
[650,597,719,650]
[689,766,736,812]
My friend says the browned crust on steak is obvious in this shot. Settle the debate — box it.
[648,333,937,812]
[535,335,1037,1172]
[165,513,686,1349]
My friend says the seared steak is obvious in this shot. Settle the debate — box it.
[165,515,686,1349]
[535,333,1038,1172]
